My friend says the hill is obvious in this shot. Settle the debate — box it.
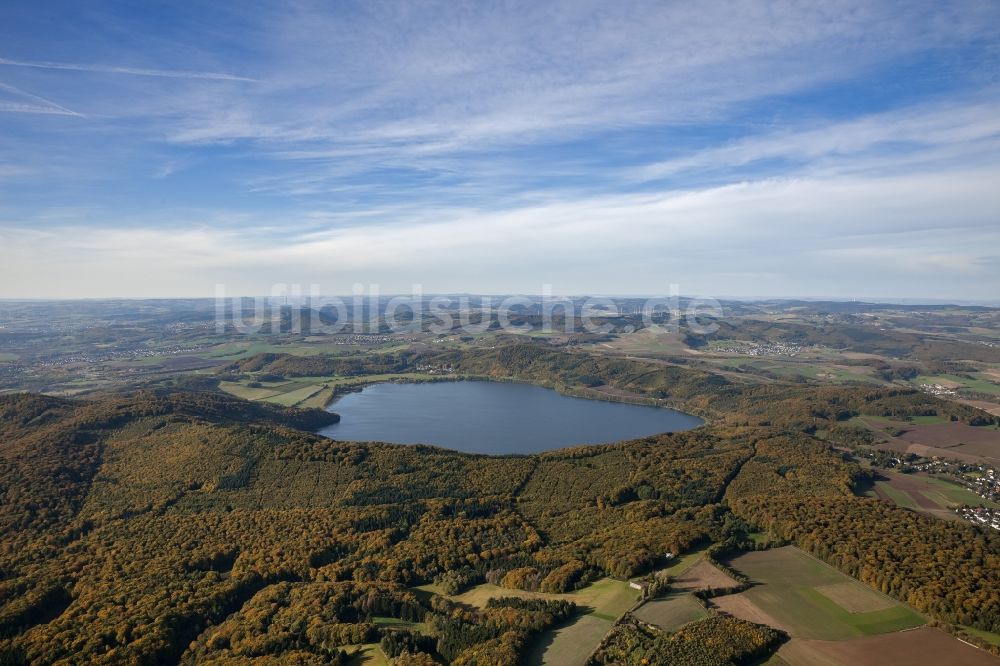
[0,350,998,664]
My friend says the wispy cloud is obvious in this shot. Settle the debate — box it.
[632,97,1000,182]
[0,56,256,82]
[0,81,82,116]
[3,165,999,298]
[1,1,999,298]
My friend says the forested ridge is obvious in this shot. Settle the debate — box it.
[0,343,998,663]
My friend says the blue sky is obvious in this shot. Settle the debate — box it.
[1,0,999,299]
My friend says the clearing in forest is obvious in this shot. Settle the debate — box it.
[632,591,709,631]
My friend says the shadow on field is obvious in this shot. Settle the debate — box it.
[522,607,599,666]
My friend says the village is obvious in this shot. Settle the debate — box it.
[918,383,959,397]
[862,450,1000,531]
[958,506,1000,531]
[713,341,805,357]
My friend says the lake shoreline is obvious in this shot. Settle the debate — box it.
[318,379,703,454]
[322,372,704,415]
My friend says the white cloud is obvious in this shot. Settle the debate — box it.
[0,81,82,116]
[3,166,998,298]
[0,57,256,82]
[633,97,1000,181]
[152,2,1000,160]
[2,1,999,299]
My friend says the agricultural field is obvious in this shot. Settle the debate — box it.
[710,356,882,385]
[631,592,709,631]
[671,559,740,592]
[894,421,1000,459]
[219,373,442,408]
[714,547,924,641]
[522,614,612,666]
[917,373,1000,397]
[867,471,1000,521]
[203,337,406,360]
[592,327,691,357]
[856,415,1000,465]
[765,626,999,666]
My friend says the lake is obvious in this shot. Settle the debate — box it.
[318,380,703,454]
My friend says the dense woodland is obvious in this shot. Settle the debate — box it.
[590,615,783,666]
[0,342,998,663]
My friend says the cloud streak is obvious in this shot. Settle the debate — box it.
[0,81,82,116]
[1,1,999,299]
[0,57,257,82]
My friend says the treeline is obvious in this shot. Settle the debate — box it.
[219,351,412,378]
[426,596,575,664]
[590,615,784,665]
[418,343,997,429]
[183,581,423,663]
[732,495,1000,633]
[416,343,731,414]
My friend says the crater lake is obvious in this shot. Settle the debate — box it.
[318,380,703,454]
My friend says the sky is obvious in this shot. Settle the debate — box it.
[1,0,999,300]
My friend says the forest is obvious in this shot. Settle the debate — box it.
[0,341,998,664]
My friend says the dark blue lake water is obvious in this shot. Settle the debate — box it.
[318,380,702,454]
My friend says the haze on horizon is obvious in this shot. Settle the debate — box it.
[1,1,999,300]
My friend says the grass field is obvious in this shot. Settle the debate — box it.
[854,413,949,427]
[522,614,612,666]
[632,592,708,631]
[267,383,326,406]
[298,384,339,409]
[372,616,428,633]
[345,643,389,665]
[922,476,1000,507]
[595,328,690,356]
[872,480,919,509]
[814,582,895,613]
[960,625,1000,647]
[652,543,709,578]
[219,373,443,408]
[716,547,924,641]
[423,576,639,666]
[0,352,20,362]
[443,577,638,622]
